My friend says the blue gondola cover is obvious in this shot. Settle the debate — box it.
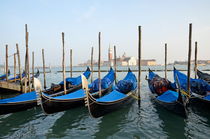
[116,71,137,93]
[157,90,178,103]
[204,95,210,101]
[59,67,91,85]
[96,69,137,102]
[88,68,115,92]
[174,69,210,95]
[0,91,37,104]
[47,68,115,100]
[96,90,127,102]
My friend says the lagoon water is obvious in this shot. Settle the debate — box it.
[0,66,210,139]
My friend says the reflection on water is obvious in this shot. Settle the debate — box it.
[155,105,185,138]
[94,105,131,139]
[0,108,42,138]
[0,66,210,138]
[47,107,91,138]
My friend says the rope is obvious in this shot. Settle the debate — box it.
[128,92,140,100]
[179,89,191,98]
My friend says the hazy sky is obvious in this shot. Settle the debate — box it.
[0,0,210,67]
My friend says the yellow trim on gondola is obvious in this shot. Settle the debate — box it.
[179,89,190,97]
[129,92,140,100]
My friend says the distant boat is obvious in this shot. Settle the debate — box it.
[147,69,187,117]
[84,68,137,118]
[40,68,115,114]
[174,68,210,108]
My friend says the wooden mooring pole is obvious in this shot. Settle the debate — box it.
[42,49,47,90]
[70,49,73,78]
[165,43,167,79]
[5,45,8,81]
[114,45,117,85]
[98,32,101,97]
[90,47,94,82]
[32,51,35,88]
[138,26,142,104]
[194,41,198,79]
[16,43,23,91]
[25,24,31,92]
[62,32,67,94]
[187,23,192,94]
[14,53,17,82]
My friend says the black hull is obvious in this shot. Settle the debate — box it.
[189,96,210,108]
[0,100,37,115]
[44,84,82,96]
[41,96,84,114]
[0,87,22,94]
[155,99,187,117]
[41,85,113,114]
[147,72,187,117]
[86,91,136,118]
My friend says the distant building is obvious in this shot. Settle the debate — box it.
[121,57,137,66]
[77,48,157,66]
[138,59,156,66]
[174,60,210,65]
[108,47,113,62]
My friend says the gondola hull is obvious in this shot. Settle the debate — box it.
[155,99,187,117]
[189,96,210,108]
[40,85,113,114]
[0,87,22,94]
[0,100,37,115]
[148,85,187,117]
[86,91,136,118]
[148,69,187,117]
[43,67,91,96]
[174,68,210,109]
[44,84,82,96]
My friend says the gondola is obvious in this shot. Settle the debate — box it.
[0,70,39,94]
[147,69,187,117]
[83,68,137,118]
[0,68,89,115]
[43,67,90,95]
[0,70,10,80]
[40,68,115,114]
[7,69,40,82]
[0,78,42,115]
[174,68,210,107]
[197,70,210,84]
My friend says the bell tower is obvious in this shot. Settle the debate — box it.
[108,47,113,62]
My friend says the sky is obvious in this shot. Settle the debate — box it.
[0,0,210,67]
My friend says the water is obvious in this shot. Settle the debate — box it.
[0,66,210,139]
